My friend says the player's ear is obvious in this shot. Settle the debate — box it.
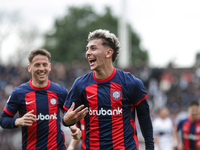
[49,63,51,71]
[28,64,31,72]
[106,48,114,58]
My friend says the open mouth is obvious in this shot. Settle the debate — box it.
[88,58,96,66]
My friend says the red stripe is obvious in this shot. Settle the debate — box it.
[130,104,139,149]
[183,122,190,150]
[134,94,148,106]
[4,107,15,116]
[25,91,37,150]
[110,82,125,150]
[63,105,68,111]
[47,91,58,149]
[86,84,100,150]
[80,119,86,150]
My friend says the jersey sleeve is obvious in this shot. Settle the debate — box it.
[0,87,20,128]
[136,100,154,149]
[176,119,184,132]
[63,78,82,111]
[126,73,148,105]
[58,85,68,112]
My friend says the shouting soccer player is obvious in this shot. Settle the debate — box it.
[62,29,154,150]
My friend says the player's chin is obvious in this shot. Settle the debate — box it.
[90,64,97,71]
[38,77,48,82]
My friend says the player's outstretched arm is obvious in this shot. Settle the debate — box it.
[67,138,81,150]
[15,110,36,127]
[136,100,154,149]
[70,125,82,140]
[63,102,88,126]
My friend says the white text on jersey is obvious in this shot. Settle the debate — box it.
[36,113,57,120]
[89,107,122,116]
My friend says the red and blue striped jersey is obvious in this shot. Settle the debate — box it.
[63,68,154,150]
[176,117,200,150]
[0,80,68,150]
[76,118,86,150]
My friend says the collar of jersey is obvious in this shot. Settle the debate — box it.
[93,67,116,83]
[29,79,51,90]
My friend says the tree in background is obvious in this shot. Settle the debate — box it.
[42,5,149,66]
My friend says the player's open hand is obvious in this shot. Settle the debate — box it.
[63,102,88,126]
[15,110,36,127]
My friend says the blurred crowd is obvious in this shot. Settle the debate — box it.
[1,62,200,149]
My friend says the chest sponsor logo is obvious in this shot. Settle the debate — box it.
[36,113,57,120]
[183,133,200,140]
[89,107,122,116]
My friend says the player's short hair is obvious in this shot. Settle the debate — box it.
[28,49,51,64]
[87,29,120,62]
[189,100,199,107]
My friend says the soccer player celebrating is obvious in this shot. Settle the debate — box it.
[175,100,200,150]
[0,49,88,150]
[63,29,154,150]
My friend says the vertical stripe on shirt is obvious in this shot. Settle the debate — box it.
[110,82,125,150]
[47,91,58,149]
[183,122,191,150]
[86,84,100,150]
[25,91,37,150]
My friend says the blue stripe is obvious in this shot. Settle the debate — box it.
[97,83,113,149]
[36,91,49,150]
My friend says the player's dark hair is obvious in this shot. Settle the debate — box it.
[189,100,199,107]
[28,49,51,63]
[87,29,120,62]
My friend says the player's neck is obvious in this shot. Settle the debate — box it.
[32,79,48,88]
[94,65,114,80]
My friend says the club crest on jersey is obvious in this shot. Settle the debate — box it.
[111,91,121,100]
[49,97,57,106]
[196,127,200,133]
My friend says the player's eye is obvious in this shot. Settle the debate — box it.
[34,63,40,67]
[43,63,48,67]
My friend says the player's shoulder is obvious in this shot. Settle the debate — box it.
[74,71,93,84]
[13,81,29,93]
[50,81,67,92]
[116,69,143,85]
[178,118,189,125]
[116,69,137,79]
